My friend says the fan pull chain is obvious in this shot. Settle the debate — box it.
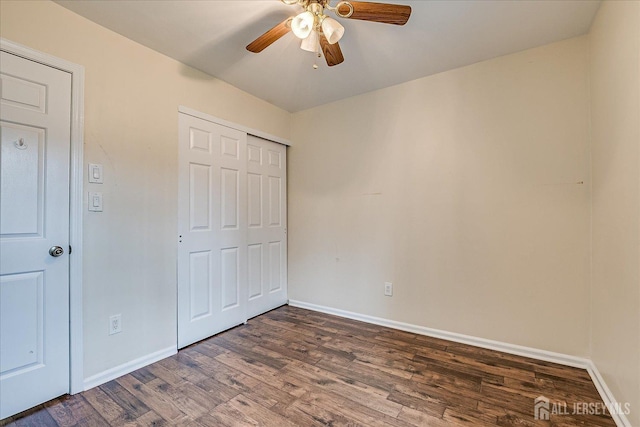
[312,35,321,69]
[313,51,321,69]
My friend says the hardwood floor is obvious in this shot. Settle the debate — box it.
[2,305,616,426]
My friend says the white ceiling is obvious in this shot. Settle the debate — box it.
[55,0,601,112]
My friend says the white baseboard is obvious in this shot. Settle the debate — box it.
[288,300,632,427]
[288,300,590,367]
[585,361,633,427]
[82,345,177,391]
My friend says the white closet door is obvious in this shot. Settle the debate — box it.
[246,135,287,318]
[178,114,247,349]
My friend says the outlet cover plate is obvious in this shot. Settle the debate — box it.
[109,314,122,335]
[384,282,393,296]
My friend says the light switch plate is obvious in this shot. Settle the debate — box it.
[88,192,103,212]
[88,163,103,183]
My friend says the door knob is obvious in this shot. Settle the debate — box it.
[49,246,64,257]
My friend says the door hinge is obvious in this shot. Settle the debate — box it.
[69,245,72,254]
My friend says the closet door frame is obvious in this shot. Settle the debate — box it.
[178,107,291,147]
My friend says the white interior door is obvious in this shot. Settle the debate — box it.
[0,51,71,419]
[246,135,287,318]
[178,114,248,348]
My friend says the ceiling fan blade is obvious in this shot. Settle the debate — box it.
[338,1,411,25]
[319,33,344,67]
[246,18,292,53]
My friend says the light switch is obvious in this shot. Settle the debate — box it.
[88,164,103,183]
[88,192,103,212]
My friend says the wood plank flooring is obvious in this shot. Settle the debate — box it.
[2,305,616,426]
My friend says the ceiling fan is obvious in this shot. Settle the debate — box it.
[246,0,411,67]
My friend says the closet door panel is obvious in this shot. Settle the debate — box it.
[178,114,247,349]
[246,135,287,319]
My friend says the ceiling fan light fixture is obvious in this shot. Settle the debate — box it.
[291,11,315,39]
[321,16,344,44]
[300,30,319,52]
[249,0,412,68]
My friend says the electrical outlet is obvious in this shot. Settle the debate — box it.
[384,282,393,296]
[109,314,122,335]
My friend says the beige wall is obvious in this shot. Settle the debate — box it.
[289,36,592,356]
[589,1,640,425]
[3,2,638,419]
[0,1,291,379]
